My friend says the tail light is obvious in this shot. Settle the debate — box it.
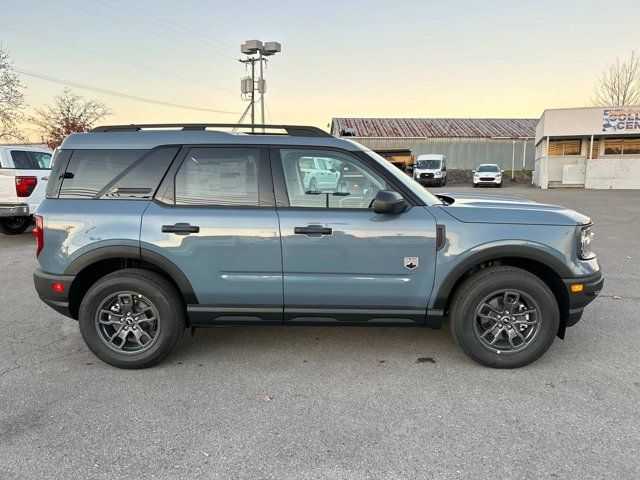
[33,215,44,257]
[16,176,37,197]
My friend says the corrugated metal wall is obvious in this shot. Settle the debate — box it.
[348,137,536,170]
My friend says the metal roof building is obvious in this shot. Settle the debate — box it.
[331,118,538,170]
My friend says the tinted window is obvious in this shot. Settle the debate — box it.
[100,147,179,199]
[10,151,32,169]
[45,150,71,199]
[279,149,388,209]
[60,150,147,198]
[174,147,261,206]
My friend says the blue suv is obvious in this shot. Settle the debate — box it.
[33,124,603,369]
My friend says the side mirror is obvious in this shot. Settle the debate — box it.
[501,169,505,173]
[472,170,476,173]
[372,190,407,214]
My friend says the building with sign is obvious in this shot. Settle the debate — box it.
[534,106,640,189]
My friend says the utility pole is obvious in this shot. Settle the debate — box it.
[240,40,281,130]
[511,139,516,180]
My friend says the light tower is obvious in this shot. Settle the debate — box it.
[240,40,281,130]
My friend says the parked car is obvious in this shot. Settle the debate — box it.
[414,154,447,187]
[299,156,340,191]
[473,164,503,187]
[0,146,52,234]
[33,124,602,369]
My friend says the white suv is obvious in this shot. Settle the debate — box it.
[473,164,504,188]
[0,146,52,234]
[299,156,340,191]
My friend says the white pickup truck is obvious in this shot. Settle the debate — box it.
[0,146,52,234]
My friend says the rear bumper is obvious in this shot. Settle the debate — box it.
[33,269,76,319]
[0,203,29,217]
[563,271,604,327]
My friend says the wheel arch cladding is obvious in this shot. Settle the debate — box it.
[434,246,571,337]
[64,246,197,319]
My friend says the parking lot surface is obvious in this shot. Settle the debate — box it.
[1,185,639,479]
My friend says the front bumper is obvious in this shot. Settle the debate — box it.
[473,177,502,185]
[416,176,444,185]
[33,269,76,319]
[0,203,29,217]
[563,271,604,327]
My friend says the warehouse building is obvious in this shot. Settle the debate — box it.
[331,118,537,171]
[534,106,640,189]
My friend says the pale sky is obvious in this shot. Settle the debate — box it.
[2,0,639,136]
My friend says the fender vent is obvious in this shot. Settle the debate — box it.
[436,225,446,252]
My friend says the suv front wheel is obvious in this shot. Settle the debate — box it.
[79,269,186,369]
[449,266,559,368]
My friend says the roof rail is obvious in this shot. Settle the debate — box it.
[90,123,333,138]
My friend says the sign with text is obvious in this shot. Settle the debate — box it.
[603,108,640,132]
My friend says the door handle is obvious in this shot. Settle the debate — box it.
[294,225,332,236]
[162,223,200,235]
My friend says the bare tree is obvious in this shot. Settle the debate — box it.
[0,46,26,143]
[31,88,111,149]
[592,50,640,107]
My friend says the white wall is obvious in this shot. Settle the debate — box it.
[585,157,640,189]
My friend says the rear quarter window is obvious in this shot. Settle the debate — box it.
[58,148,179,200]
[59,150,147,199]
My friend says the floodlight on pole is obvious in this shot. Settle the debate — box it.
[239,39,281,129]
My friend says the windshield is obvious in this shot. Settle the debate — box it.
[416,159,441,169]
[477,165,500,172]
[361,149,443,205]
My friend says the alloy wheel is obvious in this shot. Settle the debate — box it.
[473,289,541,354]
[95,291,161,354]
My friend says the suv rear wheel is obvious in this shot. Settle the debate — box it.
[449,266,559,368]
[0,216,31,235]
[78,269,186,369]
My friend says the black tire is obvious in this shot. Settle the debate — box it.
[497,182,502,188]
[79,268,186,369]
[449,266,559,368]
[0,216,31,235]
[472,184,478,188]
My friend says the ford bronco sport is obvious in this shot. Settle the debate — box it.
[33,124,603,369]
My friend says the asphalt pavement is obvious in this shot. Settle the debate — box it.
[1,184,638,479]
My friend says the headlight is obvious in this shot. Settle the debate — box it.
[578,224,595,260]
[434,172,442,177]
[474,173,479,177]
[496,173,502,177]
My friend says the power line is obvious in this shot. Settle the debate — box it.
[17,69,241,115]
[50,0,238,61]
[0,24,236,95]
[105,0,237,54]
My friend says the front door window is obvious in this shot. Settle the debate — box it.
[278,149,388,209]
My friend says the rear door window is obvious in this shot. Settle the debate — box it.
[173,147,262,206]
